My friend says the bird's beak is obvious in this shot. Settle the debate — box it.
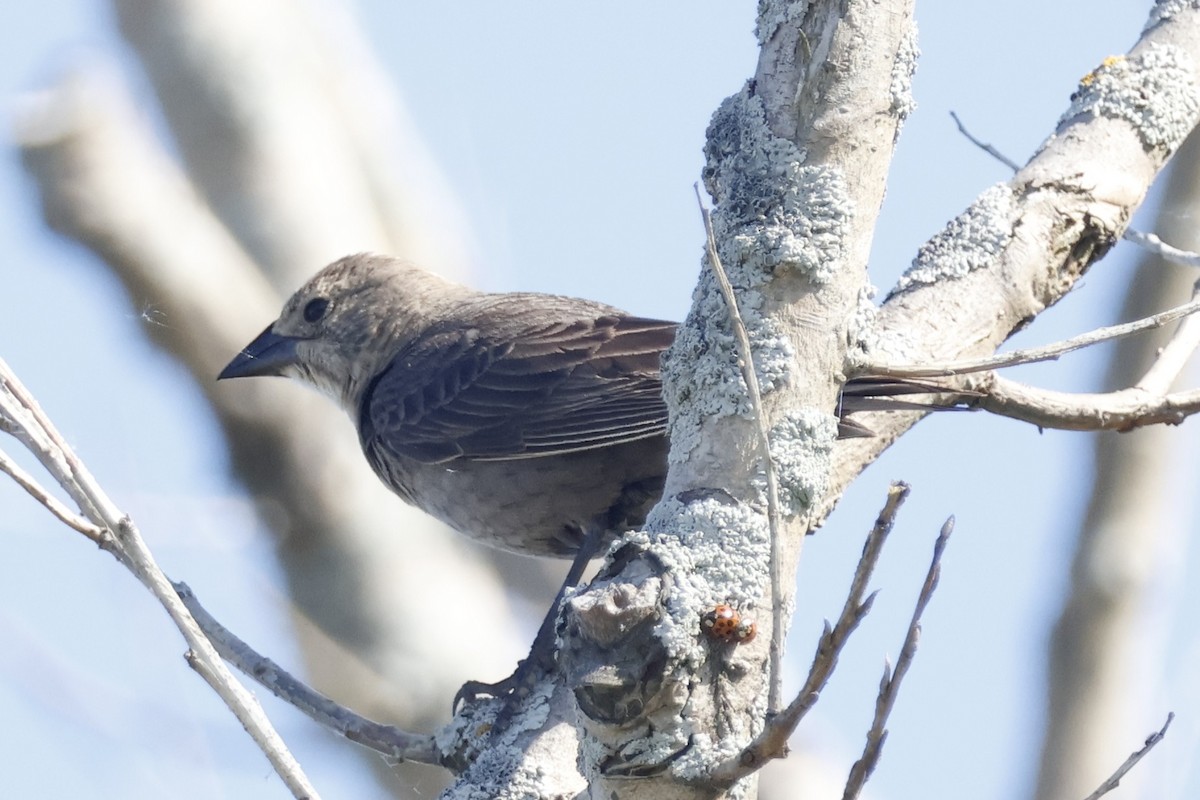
[218,325,301,380]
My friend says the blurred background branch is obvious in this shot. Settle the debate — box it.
[14,1,543,796]
[1032,128,1200,800]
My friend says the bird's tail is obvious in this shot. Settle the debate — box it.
[836,375,974,438]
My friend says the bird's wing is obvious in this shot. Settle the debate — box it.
[359,310,674,464]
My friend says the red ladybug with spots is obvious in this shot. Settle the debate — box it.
[702,604,757,644]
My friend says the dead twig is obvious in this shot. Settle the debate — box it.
[868,293,1200,379]
[0,358,319,799]
[950,111,1020,172]
[972,374,1200,431]
[1082,713,1174,800]
[174,582,440,765]
[0,444,108,542]
[842,516,953,800]
[708,483,910,785]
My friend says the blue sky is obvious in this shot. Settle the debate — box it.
[1,2,1195,798]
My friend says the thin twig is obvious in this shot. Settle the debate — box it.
[1137,279,1200,393]
[174,582,440,764]
[0,370,107,526]
[950,111,1020,172]
[842,516,952,800]
[1124,230,1200,269]
[866,294,1200,378]
[0,444,109,543]
[1082,713,1174,800]
[0,358,319,799]
[708,483,910,786]
[955,281,1200,431]
[695,184,787,714]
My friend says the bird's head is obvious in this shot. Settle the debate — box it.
[218,253,460,411]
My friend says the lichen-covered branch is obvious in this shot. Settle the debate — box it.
[826,4,1200,514]
[556,2,921,798]
[708,483,910,786]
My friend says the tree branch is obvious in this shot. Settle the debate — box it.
[842,517,952,800]
[172,582,441,765]
[972,374,1200,431]
[709,483,910,786]
[0,359,318,799]
[1082,713,1174,800]
[826,8,1200,516]
[865,293,1200,379]
[696,185,787,714]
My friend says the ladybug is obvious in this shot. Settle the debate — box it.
[702,604,755,644]
[702,604,739,639]
[733,619,757,643]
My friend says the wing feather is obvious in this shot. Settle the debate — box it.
[359,303,675,464]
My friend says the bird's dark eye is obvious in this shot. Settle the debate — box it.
[303,298,329,323]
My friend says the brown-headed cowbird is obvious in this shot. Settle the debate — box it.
[219,253,923,558]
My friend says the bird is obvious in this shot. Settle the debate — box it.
[218,252,934,559]
[218,253,954,709]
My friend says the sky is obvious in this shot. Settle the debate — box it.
[0,2,1196,799]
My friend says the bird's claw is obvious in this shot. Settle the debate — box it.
[453,653,554,728]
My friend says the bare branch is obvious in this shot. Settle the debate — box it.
[0,359,318,799]
[0,444,109,543]
[1124,230,1200,269]
[972,373,1200,431]
[842,516,953,800]
[867,293,1200,379]
[949,111,1021,172]
[908,281,1200,432]
[708,482,910,785]
[1081,713,1174,800]
[1136,279,1200,393]
[173,582,441,765]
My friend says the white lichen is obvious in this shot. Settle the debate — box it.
[846,282,882,366]
[890,21,920,124]
[754,410,837,517]
[436,679,559,799]
[1065,46,1200,155]
[611,494,772,783]
[629,495,772,662]
[891,183,1015,295]
[1145,0,1200,33]
[661,263,796,464]
[703,88,854,284]
[754,0,809,47]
